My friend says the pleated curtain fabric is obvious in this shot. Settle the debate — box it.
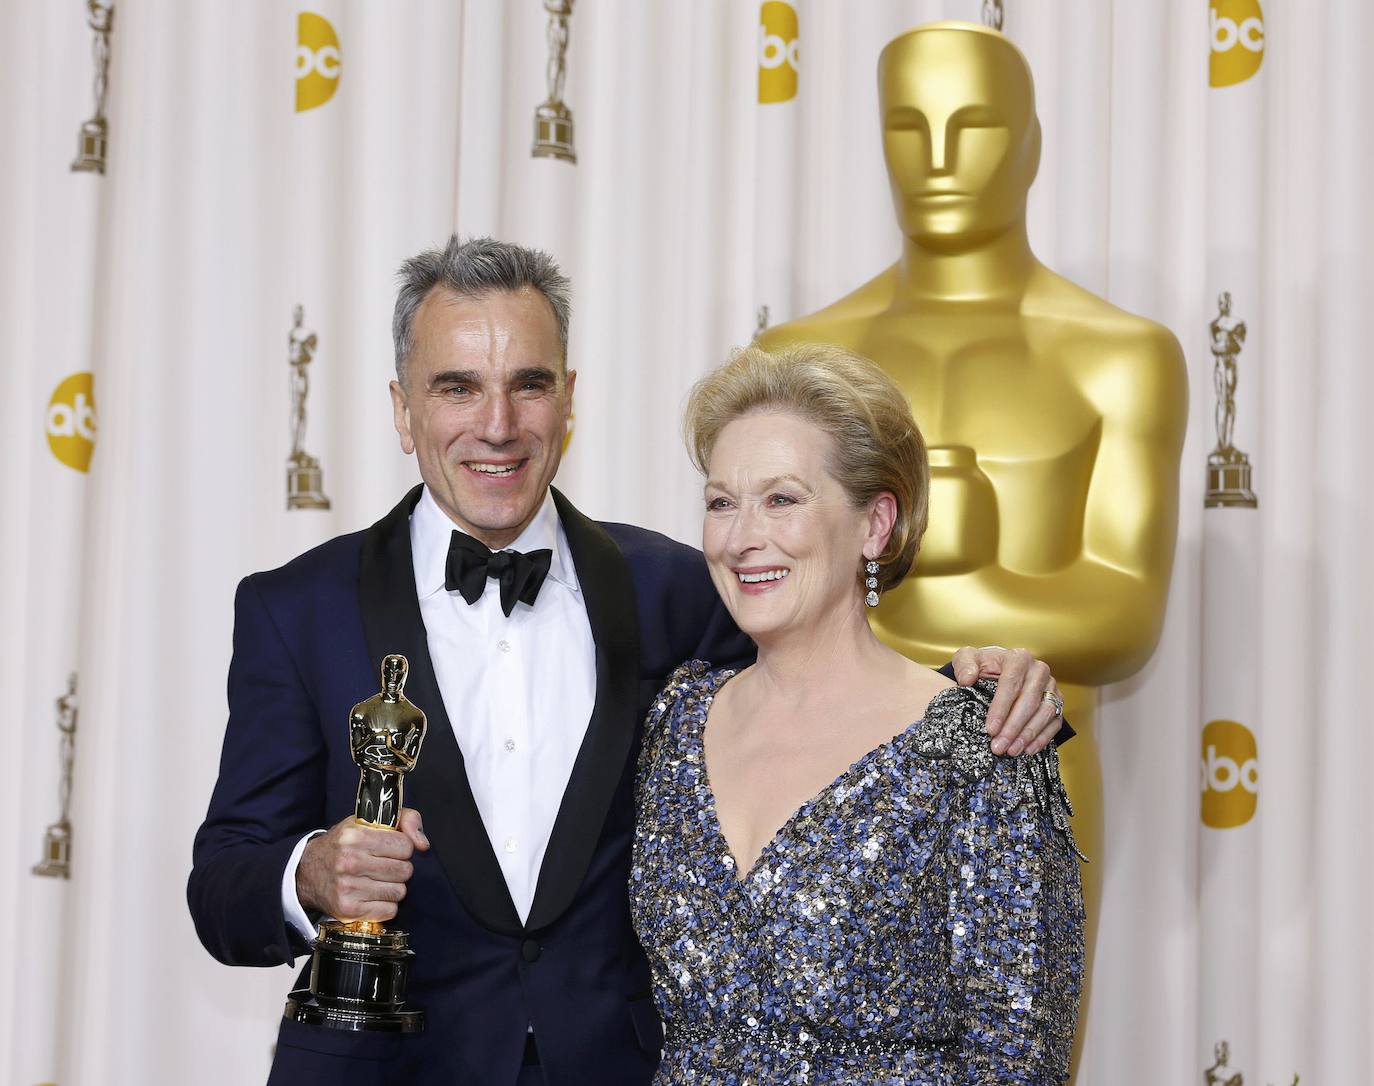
[0,1,103,1079]
[0,2,1369,1084]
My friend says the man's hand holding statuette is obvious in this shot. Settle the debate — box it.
[296,807,429,924]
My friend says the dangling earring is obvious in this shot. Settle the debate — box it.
[864,559,880,608]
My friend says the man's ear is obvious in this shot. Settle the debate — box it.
[390,379,415,455]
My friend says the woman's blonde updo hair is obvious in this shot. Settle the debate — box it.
[684,343,930,592]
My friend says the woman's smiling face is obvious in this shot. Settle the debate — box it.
[702,411,878,644]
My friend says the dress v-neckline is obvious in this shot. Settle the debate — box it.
[693,669,930,886]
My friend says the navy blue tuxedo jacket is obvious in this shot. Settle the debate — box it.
[188,487,753,1085]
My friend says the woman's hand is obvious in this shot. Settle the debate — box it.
[950,646,1063,757]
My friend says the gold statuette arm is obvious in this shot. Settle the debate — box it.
[883,329,1188,686]
[383,731,420,771]
[882,557,1166,686]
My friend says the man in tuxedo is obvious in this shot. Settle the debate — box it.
[188,236,1067,1085]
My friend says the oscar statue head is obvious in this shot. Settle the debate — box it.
[878,22,1041,251]
[381,654,408,700]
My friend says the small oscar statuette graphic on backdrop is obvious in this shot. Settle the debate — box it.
[1202,1040,1240,1086]
[1202,1039,1300,1086]
[71,0,114,173]
[33,674,78,878]
[1205,291,1259,508]
[754,305,770,339]
[285,655,428,1032]
[286,304,331,510]
[981,0,1005,30]
[532,0,576,162]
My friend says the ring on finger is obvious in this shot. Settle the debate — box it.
[1042,689,1064,718]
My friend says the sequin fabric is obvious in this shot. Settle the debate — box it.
[630,662,1085,1085]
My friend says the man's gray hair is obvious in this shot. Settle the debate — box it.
[392,235,572,382]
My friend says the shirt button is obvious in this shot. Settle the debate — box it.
[504,738,516,753]
[503,837,518,854]
[497,639,511,653]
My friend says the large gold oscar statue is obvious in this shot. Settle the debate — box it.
[759,22,1187,1065]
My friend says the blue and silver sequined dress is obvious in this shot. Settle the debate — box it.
[630,663,1084,1085]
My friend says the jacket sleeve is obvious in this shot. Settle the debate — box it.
[687,586,754,674]
[187,574,328,967]
[619,526,756,684]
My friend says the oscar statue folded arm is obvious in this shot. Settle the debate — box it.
[872,326,1187,687]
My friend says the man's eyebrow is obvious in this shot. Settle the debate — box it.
[427,369,480,388]
[512,366,559,384]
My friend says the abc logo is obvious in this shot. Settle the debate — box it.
[1200,719,1259,829]
[296,12,341,113]
[46,372,97,473]
[1210,0,1264,87]
[758,1,799,105]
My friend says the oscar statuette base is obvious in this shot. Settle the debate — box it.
[284,922,425,1033]
[72,117,107,174]
[532,101,576,162]
[1205,450,1258,509]
[287,458,331,511]
[32,820,72,878]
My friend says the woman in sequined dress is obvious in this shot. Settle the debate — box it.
[630,344,1084,1084]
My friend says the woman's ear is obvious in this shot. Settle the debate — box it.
[863,491,898,559]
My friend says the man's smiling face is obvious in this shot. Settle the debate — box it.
[390,286,575,549]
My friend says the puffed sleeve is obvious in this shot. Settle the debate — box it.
[636,660,712,798]
[918,681,1085,1085]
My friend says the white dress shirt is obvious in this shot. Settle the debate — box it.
[282,486,596,938]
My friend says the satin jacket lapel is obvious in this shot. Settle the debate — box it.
[525,489,642,933]
[358,485,523,936]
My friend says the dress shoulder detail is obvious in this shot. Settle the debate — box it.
[638,661,734,798]
[644,660,716,733]
[915,679,1085,860]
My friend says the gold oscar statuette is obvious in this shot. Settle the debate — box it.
[1205,291,1258,508]
[284,654,429,1032]
[33,674,79,878]
[286,304,331,511]
[758,23,1189,1078]
[71,1,114,174]
[532,0,576,162]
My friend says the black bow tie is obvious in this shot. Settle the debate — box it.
[444,531,553,617]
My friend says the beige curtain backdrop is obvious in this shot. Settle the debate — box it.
[1,1,1369,1083]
